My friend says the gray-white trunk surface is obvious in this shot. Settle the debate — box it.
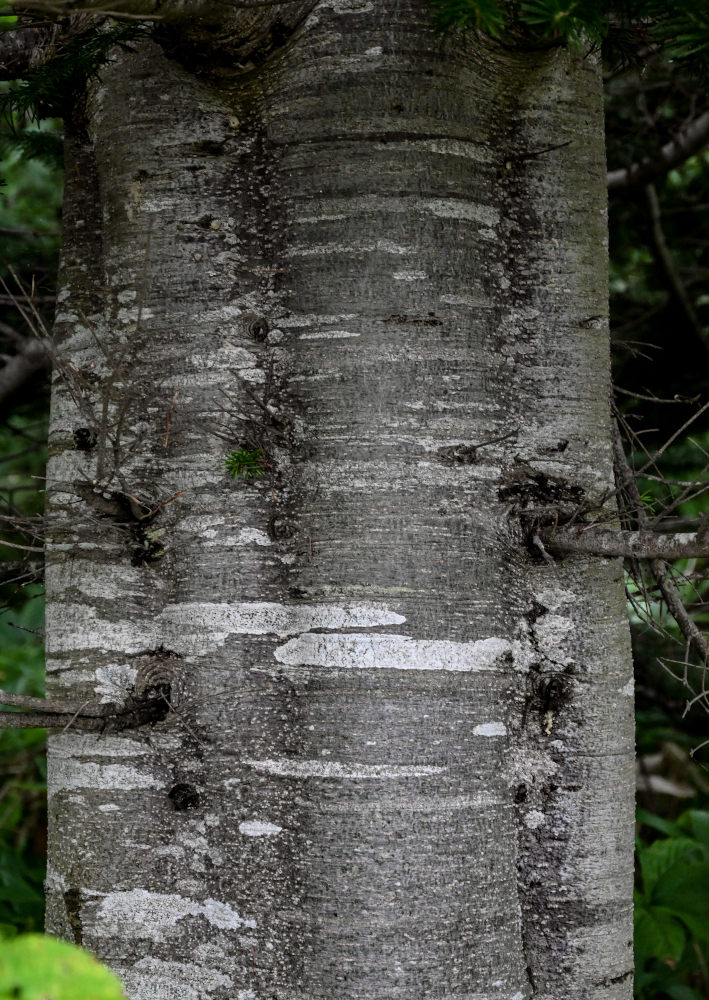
[44,4,634,998]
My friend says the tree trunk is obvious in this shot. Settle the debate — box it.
[44,4,634,998]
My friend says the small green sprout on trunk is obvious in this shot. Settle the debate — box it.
[223,449,265,480]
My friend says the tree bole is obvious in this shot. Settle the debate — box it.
[44,5,634,998]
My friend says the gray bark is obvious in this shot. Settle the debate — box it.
[44,5,634,999]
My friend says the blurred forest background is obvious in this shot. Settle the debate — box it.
[1,7,709,999]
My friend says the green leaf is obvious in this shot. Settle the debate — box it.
[686,810,709,851]
[0,879,42,904]
[635,903,687,962]
[677,911,709,944]
[0,935,126,999]
[639,837,701,895]
[637,808,685,839]
[665,985,707,1000]
[652,860,709,918]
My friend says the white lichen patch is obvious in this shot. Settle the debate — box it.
[246,759,445,779]
[140,959,231,989]
[440,293,490,308]
[117,305,154,324]
[95,889,256,941]
[238,820,283,837]
[163,367,263,389]
[45,866,69,893]
[535,588,577,612]
[49,733,149,758]
[47,601,406,656]
[236,528,272,546]
[157,602,406,644]
[179,514,226,535]
[189,346,258,371]
[506,746,558,788]
[532,614,575,664]
[286,239,411,257]
[53,310,80,325]
[274,633,512,673]
[194,942,228,963]
[48,762,161,800]
[47,604,154,654]
[299,329,359,340]
[154,844,185,859]
[419,198,499,226]
[393,269,427,281]
[473,722,507,737]
[120,958,232,1000]
[279,312,357,328]
[524,809,546,830]
[412,137,494,163]
[46,559,146,601]
[311,0,374,18]
[94,662,138,703]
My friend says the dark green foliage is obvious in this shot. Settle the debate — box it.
[0,111,62,284]
[427,0,508,38]
[428,0,709,69]
[0,129,63,171]
[635,810,709,999]
[0,21,151,127]
[223,449,265,480]
[0,599,45,936]
[0,414,49,938]
[0,67,60,935]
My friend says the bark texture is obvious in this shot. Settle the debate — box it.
[44,5,634,999]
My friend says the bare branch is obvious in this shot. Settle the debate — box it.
[645,182,705,346]
[0,336,50,409]
[541,525,709,560]
[0,712,103,730]
[656,563,709,667]
[0,12,98,80]
[612,417,709,666]
[608,110,709,193]
[0,20,60,80]
[0,689,107,715]
[0,687,171,731]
